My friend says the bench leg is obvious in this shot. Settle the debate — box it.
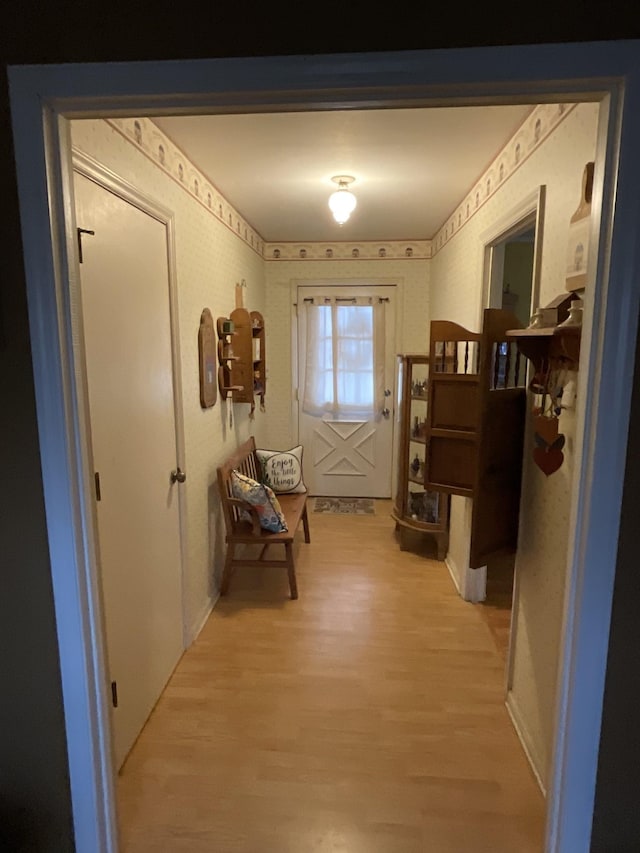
[285,542,298,600]
[220,542,235,595]
[302,503,311,543]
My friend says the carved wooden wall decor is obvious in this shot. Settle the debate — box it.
[198,308,217,409]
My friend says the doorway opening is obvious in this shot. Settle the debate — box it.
[501,226,536,328]
[480,208,539,664]
[66,98,592,840]
[8,45,636,853]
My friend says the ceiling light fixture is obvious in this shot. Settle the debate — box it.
[328,175,357,225]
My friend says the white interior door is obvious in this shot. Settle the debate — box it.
[298,284,396,497]
[74,172,184,770]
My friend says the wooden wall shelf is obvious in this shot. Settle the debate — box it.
[507,325,581,371]
[216,317,243,400]
[250,311,266,410]
[216,308,267,410]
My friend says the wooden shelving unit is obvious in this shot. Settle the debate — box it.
[217,307,267,409]
[216,316,243,399]
[391,353,449,560]
[250,310,266,408]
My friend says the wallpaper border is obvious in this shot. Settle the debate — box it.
[105,103,578,262]
[431,103,578,256]
[263,240,432,261]
[106,117,266,258]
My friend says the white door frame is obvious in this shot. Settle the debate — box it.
[480,184,547,327]
[7,43,640,852]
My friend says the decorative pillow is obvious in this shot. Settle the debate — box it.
[230,470,288,533]
[256,445,307,494]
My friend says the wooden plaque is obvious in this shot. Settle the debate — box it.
[198,308,217,408]
[565,161,594,292]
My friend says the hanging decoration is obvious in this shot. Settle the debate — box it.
[565,161,595,292]
[216,282,267,426]
[198,308,217,409]
[531,363,569,476]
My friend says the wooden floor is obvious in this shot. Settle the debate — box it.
[480,553,516,661]
[117,500,544,852]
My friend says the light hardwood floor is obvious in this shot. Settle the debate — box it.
[480,553,516,662]
[117,500,544,852]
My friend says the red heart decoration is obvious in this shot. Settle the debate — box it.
[533,446,564,476]
[533,415,559,446]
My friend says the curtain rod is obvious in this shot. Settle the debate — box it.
[302,296,390,304]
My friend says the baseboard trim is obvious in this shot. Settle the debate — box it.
[186,593,218,647]
[445,554,462,595]
[506,691,547,796]
[445,555,486,603]
[464,564,487,603]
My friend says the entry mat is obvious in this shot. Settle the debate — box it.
[312,497,375,515]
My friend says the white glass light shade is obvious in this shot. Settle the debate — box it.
[328,186,357,224]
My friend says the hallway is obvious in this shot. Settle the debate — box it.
[116,501,544,852]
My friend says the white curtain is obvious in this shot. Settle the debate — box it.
[302,296,385,419]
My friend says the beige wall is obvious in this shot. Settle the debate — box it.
[263,259,431,450]
[429,101,600,784]
[70,119,268,642]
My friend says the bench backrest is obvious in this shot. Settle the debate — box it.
[217,436,261,533]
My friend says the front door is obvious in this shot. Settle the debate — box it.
[297,284,396,497]
[74,171,184,770]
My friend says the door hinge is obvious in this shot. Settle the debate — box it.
[77,227,95,263]
[111,681,118,708]
[94,472,101,501]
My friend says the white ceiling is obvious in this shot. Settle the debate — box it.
[154,104,533,243]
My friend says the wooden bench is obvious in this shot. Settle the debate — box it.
[216,436,310,599]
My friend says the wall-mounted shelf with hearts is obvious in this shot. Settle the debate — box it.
[507,324,581,478]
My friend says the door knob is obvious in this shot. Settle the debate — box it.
[170,467,186,484]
